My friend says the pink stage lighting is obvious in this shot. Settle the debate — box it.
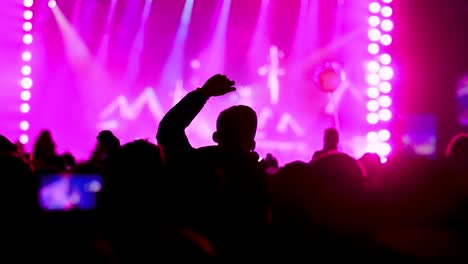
[366,0,395,162]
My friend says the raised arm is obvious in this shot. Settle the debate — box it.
[156,74,236,161]
[156,88,209,156]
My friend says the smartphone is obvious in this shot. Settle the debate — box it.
[39,173,103,211]
[401,114,437,158]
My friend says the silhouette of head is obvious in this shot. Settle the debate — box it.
[97,130,120,151]
[323,127,339,150]
[0,134,17,154]
[33,130,56,161]
[213,105,257,152]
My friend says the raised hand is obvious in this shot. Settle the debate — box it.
[199,74,236,97]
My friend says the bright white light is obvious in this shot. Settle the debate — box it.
[367,100,380,112]
[23,34,33,45]
[382,0,393,3]
[367,131,379,143]
[380,156,388,163]
[22,51,32,62]
[378,95,392,107]
[23,21,32,32]
[368,16,381,27]
[190,59,200,69]
[381,6,393,17]
[365,143,377,153]
[24,10,33,20]
[376,142,392,156]
[20,77,33,89]
[379,53,392,65]
[368,43,380,54]
[19,134,29,144]
[48,0,57,8]
[21,65,32,76]
[380,34,392,46]
[369,2,381,13]
[367,113,379,124]
[86,181,102,192]
[368,28,382,42]
[366,73,381,85]
[378,129,391,141]
[367,61,381,73]
[379,66,394,81]
[379,82,392,93]
[20,103,30,113]
[20,121,30,131]
[24,0,34,8]
[367,87,380,98]
[381,19,394,31]
[378,109,392,121]
[21,90,31,101]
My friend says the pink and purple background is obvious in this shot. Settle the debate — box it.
[9,0,451,165]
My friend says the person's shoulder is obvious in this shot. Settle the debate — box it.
[194,145,221,159]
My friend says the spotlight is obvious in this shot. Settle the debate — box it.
[48,0,57,9]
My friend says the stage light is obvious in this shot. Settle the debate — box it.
[20,77,33,89]
[380,34,392,46]
[379,53,392,65]
[367,113,379,124]
[19,134,29,144]
[378,129,391,141]
[22,51,32,61]
[367,61,380,73]
[381,19,394,32]
[190,59,201,69]
[24,0,34,8]
[378,109,392,121]
[48,0,57,9]
[367,87,380,99]
[366,0,394,160]
[21,90,31,101]
[381,6,393,17]
[379,66,394,81]
[20,0,34,148]
[23,34,33,44]
[367,100,380,112]
[369,2,381,13]
[368,43,380,54]
[379,82,392,93]
[20,103,30,113]
[376,142,392,156]
[23,21,32,32]
[366,131,379,143]
[366,73,381,85]
[21,65,32,76]
[368,28,382,42]
[24,10,33,20]
[368,16,381,27]
[378,95,392,108]
[20,121,30,131]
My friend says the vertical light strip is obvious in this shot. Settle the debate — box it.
[19,0,36,145]
[365,0,394,162]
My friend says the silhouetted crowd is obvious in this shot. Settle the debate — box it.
[1,74,468,261]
